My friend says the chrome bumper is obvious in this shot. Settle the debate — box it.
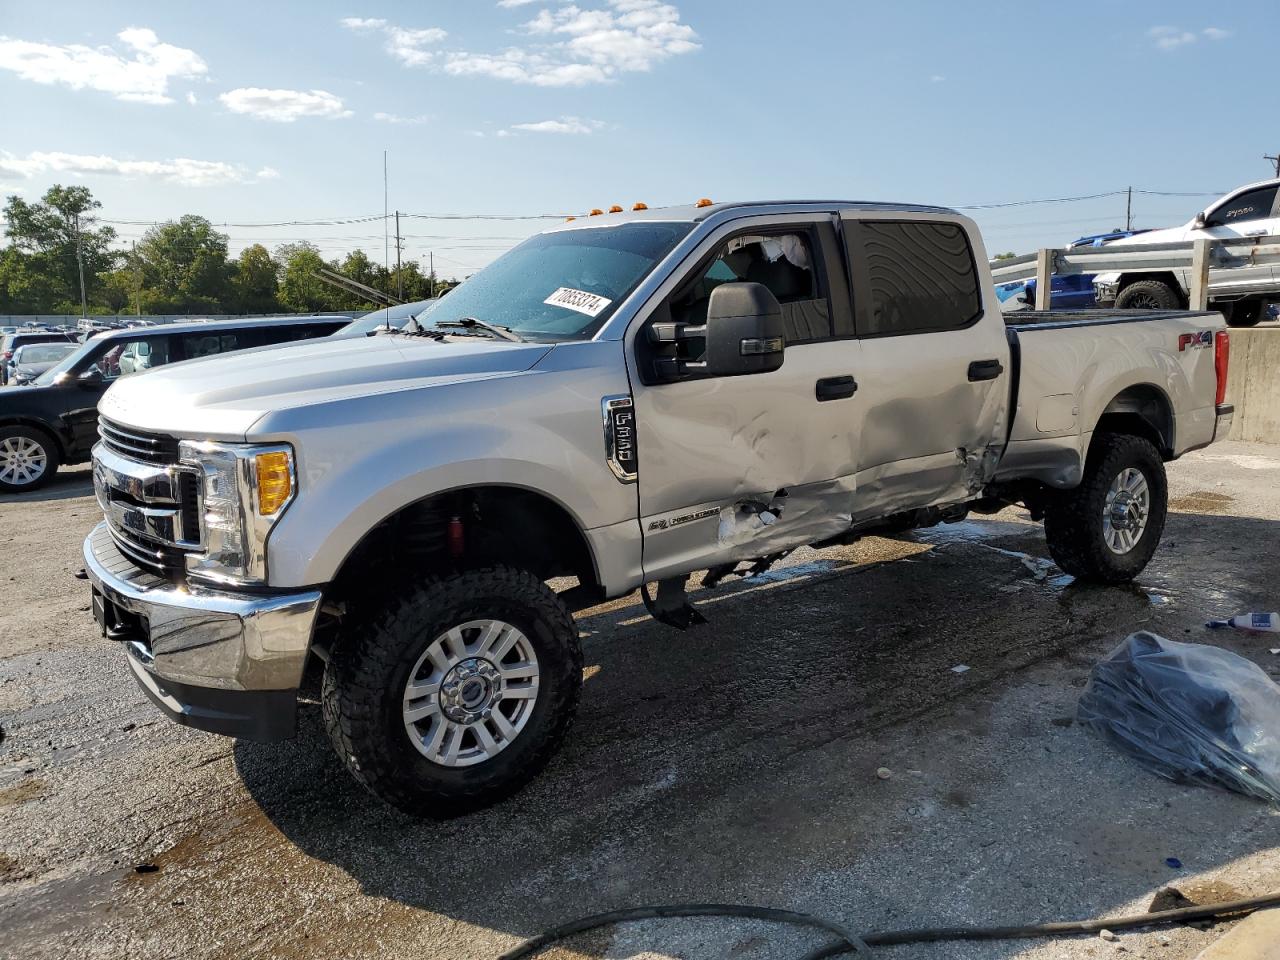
[83,522,321,739]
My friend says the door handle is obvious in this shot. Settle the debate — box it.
[815,375,858,401]
[967,359,1004,382]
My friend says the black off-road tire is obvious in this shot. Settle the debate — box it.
[1115,279,1181,311]
[322,566,582,817]
[0,424,60,493]
[1043,433,1167,583]
[1222,299,1264,328]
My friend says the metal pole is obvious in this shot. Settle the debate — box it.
[1034,248,1053,311]
[1266,154,1280,178]
[1189,238,1211,311]
[131,240,140,316]
[74,212,88,317]
[1125,186,1132,232]
[429,251,435,297]
[383,151,389,274]
[395,210,403,300]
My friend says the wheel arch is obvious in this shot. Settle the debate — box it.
[0,416,67,458]
[1093,382,1175,459]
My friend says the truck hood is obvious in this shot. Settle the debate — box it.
[98,334,554,440]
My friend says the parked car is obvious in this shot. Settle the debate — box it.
[1016,230,1150,310]
[1094,178,1280,325]
[83,199,1233,815]
[6,341,79,385]
[1,330,78,385]
[0,315,350,492]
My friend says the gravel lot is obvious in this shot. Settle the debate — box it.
[2,441,1280,960]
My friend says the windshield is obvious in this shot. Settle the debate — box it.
[340,298,438,336]
[18,343,77,365]
[34,339,99,386]
[420,221,693,342]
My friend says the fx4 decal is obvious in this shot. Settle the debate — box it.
[1177,330,1213,351]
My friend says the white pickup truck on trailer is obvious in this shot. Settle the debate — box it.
[83,199,1234,814]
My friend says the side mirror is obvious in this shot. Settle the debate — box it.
[1193,212,1207,230]
[77,368,105,389]
[647,282,785,382]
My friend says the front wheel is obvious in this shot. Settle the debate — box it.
[322,566,583,816]
[0,425,60,493]
[1043,433,1167,583]
[1114,279,1181,310]
[1222,299,1264,328]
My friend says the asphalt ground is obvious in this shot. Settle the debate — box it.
[2,441,1280,960]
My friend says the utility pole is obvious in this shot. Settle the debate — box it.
[1125,186,1133,232]
[429,251,435,298]
[394,210,403,300]
[1267,153,1280,178]
[131,241,141,316]
[383,150,389,277]
[73,212,88,318]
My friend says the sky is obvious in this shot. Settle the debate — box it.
[2,0,1278,277]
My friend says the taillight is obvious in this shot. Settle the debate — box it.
[1214,330,1230,406]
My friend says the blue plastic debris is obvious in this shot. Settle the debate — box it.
[1166,857,1183,869]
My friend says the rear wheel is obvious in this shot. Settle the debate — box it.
[1043,433,1167,583]
[322,566,582,816]
[0,425,59,492]
[1114,279,1181,310]
[1222,299,1264,328]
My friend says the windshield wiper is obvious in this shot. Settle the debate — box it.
[432,317,525,343]
[396,314,445,340]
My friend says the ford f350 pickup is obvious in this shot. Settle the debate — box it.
[83,200,1234,814]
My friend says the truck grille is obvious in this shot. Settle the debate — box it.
[94,418,201,579]
[98,418,181,465]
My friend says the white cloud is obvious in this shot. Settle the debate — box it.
[373,111,430,124]
[339,17,446,66]
[353,1,698,87]
[1202,26,1232,40]
[497,0,539,7]
[929,74,945,83]
[185,91,198,105]
[1148,25,1197,50]
[510,116,605,134]
[0,150,278,187]
[0,27,206,104]
[218,87,352,122]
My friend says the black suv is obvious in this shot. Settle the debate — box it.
[0,316,349,492]
[1,330,79,385]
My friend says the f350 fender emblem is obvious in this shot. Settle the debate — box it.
[1177,330,1212,351]
[601,395,637,483]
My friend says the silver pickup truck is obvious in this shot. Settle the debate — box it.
[83,200,1234,814]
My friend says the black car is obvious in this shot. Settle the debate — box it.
[0,316,349,492]
[7,341,80,385]
[1,330,78,385]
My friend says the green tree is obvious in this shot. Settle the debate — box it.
[2,184,118,312]
[230,244,280,314]
[135,215,232,313]
[993,252,1017,260]
[276,242,342,313]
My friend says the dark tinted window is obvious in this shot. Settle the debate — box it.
[1206,185,1279,227]
[181,332,241,359]
[852,220,981,336]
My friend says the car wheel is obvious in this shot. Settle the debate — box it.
[1114,279,1181,310]
[1222,299,1264,328]
[1043,433,1167,583]
[0,425,60,492]
[322,565,583,816]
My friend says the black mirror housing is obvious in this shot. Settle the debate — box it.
[646,282,785,382]
[703,282,785,376]
[77,369,105,389]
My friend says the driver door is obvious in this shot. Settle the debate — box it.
[629,218,865,582]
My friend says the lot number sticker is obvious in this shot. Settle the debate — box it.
[544,287,612,318]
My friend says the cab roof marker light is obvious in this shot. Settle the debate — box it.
[632,202,648,210]
[695,198,714,208]
[565,215,577,222]
[608,205,623,213]
[589,208,604,216]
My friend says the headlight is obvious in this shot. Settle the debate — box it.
[179,441,297,586]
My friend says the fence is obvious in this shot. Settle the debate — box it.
[990,235,1280,311]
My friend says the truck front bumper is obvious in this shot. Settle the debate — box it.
[83,522,322,741]
[1214,403,1235,441]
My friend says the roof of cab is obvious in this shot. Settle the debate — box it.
[542,199,958,232]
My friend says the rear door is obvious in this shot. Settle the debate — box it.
[840,213,1010,519]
